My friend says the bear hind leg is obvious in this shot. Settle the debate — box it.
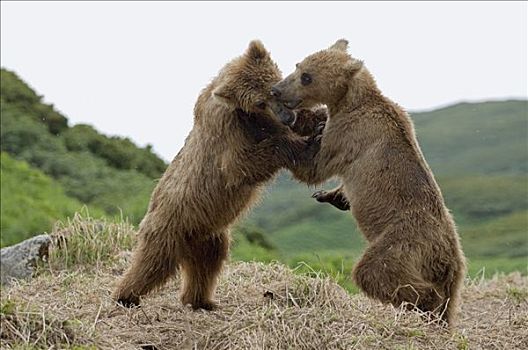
[180,232,229,310]
[114,236,179,307]
[353,246,445,319]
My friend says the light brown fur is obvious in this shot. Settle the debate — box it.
[114,41,319,310]
[273,39,466,326]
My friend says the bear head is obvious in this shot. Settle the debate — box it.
[271,39,364,111]
[212,40,296,125]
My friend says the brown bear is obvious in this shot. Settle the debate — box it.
[271,39,466,326]
[114,40,321,310]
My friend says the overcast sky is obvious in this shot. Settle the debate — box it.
[1,1,527,161]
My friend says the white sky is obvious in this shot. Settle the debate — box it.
[1,1,527,161]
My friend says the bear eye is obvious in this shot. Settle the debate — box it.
[301,73,312,86]
[256,101,267,110]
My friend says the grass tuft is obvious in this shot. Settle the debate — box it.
[43,211,135,271]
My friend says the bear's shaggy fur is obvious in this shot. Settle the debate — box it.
[273,39,466,326]
[114,41,320,310]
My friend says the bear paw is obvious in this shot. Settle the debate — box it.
[312,190,351,211]
[116,295,141,308]
[312,190,328,202]
[193,300,219,311]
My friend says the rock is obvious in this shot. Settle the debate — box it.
[0,234,52,286]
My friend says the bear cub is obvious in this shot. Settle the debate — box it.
[114,41,321,310]
[272,39,466,326]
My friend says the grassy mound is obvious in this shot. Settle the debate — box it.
[1,216,527,349]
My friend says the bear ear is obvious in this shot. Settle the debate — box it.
[212,83,234,107]
[345,59,364,76]
[329,39,349,52]
[246,40,269,62]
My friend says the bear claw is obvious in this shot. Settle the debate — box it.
[190,301,219,311]
[315,121,326,135]
[116,296,141,308]
[312,190,327,202]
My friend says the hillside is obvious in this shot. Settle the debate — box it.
[415,100,528,176]
[0,152,103,247]
[0,68,166,238]
[1,216,527,349]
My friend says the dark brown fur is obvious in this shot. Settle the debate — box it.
[290,107,328,137]
[273,39,466,326]
[312,186,350,211]
[293,108,350,210]
[114,41,319,310]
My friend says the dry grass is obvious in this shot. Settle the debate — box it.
[1,215,527,349]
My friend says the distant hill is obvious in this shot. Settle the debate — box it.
[0,69,166,178]
[0,68,167,237]
[415,101,528,176]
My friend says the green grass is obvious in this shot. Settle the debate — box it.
[461,210,528,259]
[231,227,279,263]
[287,250,360,293]
[439,176,528,225]
[0,153,104,247]
[466,257,527,279]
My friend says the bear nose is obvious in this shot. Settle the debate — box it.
[271,86,282,98]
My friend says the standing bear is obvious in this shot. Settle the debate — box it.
[114,40,321,310]
[272,39,466,326]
